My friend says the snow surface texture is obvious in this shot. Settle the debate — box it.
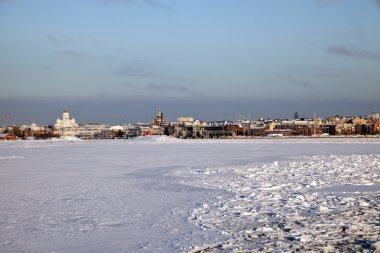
[0,137,379,252]
[177,155,380,252]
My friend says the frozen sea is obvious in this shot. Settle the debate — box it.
[0,137,379,252]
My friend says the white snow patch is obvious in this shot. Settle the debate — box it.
[0,156,24,160]
[53,136,82,141]
[131,135,182,143]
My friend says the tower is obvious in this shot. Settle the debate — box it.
[152,107,168,127]
[63,110,69,121]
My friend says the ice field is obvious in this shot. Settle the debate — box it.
[0,137,379,252]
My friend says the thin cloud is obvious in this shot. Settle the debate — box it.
[288,78,315,88]
[144,0,173,11]
[103,0,132,3]
[47,34,76,46]
[102,0,173,11]
[316,0,380,6]
[316,0,344,3]
[56,50,88,58]
[42,65,53,71]
[327,45,380,61]
[314,73,343,78]
[97,91,109,98]
[146,83,203,96]
[314,0,345,7]
[120,82,135,88]
[116,64,155,77]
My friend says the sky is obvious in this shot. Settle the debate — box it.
[0,0,380,123]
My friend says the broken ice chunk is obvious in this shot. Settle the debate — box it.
[318,206,330,212]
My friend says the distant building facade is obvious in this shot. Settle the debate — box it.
[146,108,169,135]
[152,108,168,127]
[0,133,17,140]
[55,110,79,129]
[54,110,81,136]
[42,109,380,139]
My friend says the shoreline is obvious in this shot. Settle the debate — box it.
[1,134,380,142]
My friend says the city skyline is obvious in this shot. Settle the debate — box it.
[1,101,379,140]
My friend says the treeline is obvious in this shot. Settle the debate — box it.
[2,127,60,139]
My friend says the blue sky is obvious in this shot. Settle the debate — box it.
[0,0,380,123]
[1,0,379,99]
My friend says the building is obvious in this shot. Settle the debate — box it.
[78,124,109,139]
[55,110,79,129]
[29,123,44,132]
[152,108,168,127]
[369,112,379,120]
[0,133,17,140]
[94,130,114,139]
[54,110,81,136]
[126,125,143,138]
[177,116,194,123]
[146,108,169,135]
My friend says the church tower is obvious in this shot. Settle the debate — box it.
[152,108,168,127]
[63,110,70,121]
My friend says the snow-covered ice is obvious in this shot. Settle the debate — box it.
[178,154,380,252]
[0,137,379,252]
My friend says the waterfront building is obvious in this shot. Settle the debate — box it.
[152,108,168,127]
[30,123,44,132]
[126,125,143,138]
[94,130,114,139]
[146,108,168,135]
[177,117,194,123]
[0,133,17,140]
[76,124,109,139]
[369,112,379,120]
[54,110,81,136]
[55,110,79,129]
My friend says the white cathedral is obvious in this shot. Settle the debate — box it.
[54,110,80,136]
[55,110,78,129]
